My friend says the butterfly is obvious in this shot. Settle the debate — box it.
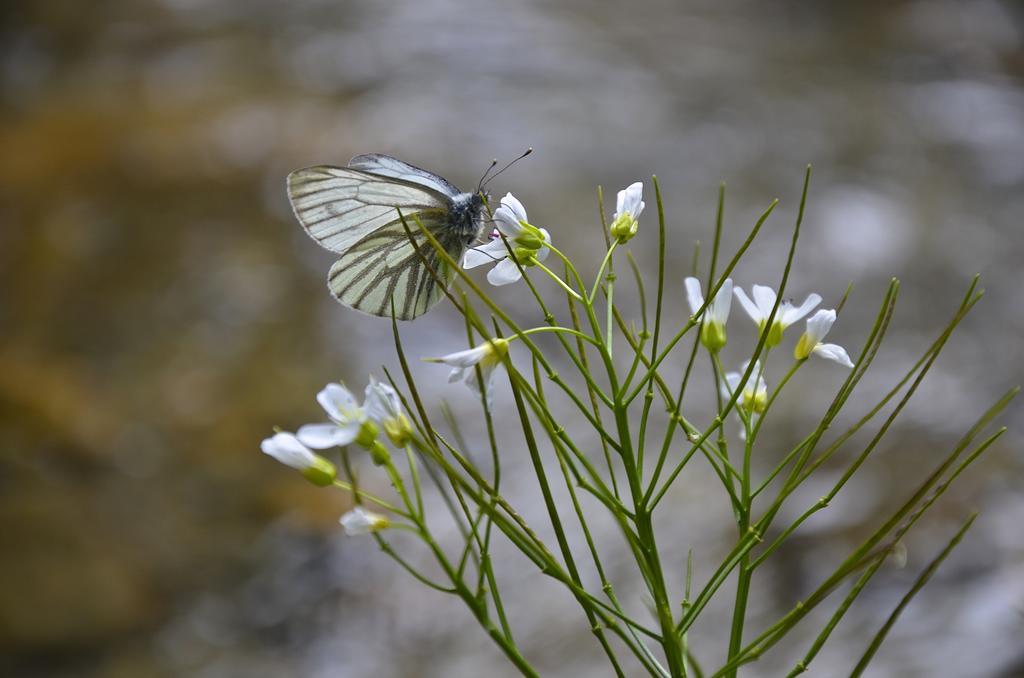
[287,154,490,320]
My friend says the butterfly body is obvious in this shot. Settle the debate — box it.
[287,154,488,320]
[447,191,488,244]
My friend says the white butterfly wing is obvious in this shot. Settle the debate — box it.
[347,153,462,198]
[326,213,465,320]
[287,165,450,255]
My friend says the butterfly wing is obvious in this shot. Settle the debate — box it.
[347,153,463,198]
[287,165,452,255]
[326,213,465,320]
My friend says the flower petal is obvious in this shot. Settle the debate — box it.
[813,343,854,368]
[684,277,705,315]
[487,257,523,286]
[710,278,733,325]
[463,239,508,268]
[435,345,488,368]
[804,309,836,344]
[615,182,645,219]
[340,506,389,535]
[364,375,402,423]
[499,192,528,223]
[296,422,359,448]
[733,287,762,323]
[493,193,528,237]
[261,432,317,470]
[721,371,742,399]
[781,293,822,326]
[751,285,778,317]
[316,383,359,421]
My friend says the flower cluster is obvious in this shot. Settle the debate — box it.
[445,183,852,413]
[692,280,854,368]
[261,376,415,535]
[464,193,550,286]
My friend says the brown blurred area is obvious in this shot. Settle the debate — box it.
[1,1,1023,677]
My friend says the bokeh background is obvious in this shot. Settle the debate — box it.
[2,1,1023,676]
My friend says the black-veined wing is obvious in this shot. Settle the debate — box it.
[287,165,452,254]
[347,153,463,198]
[326,213,465,320]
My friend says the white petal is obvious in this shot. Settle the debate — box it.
[710,278,733,325]
[751,285,778,317]
[493,195,527,237]
[340,506,388,535]
[317,383,359,422]
[615,182,644,219]
[487,257,523,286]
[261,432,317,471]
[364,376,402,423]
[721,371,742,399]
[296,422,358,449]
[463,240,508,268]
[436,345,489,368]
[804,309,836,344]
[813,343,854,368]
[781,293,822,326]
[535,228,552,262]
[733,287,763,323]
[499,192,528,223]
[684,277,705,315]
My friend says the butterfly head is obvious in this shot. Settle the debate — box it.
[449,191,489,245]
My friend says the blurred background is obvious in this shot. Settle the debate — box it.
[2,0,1023,676]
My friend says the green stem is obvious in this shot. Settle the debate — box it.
[533,257,584,301]
[589,240,619,303]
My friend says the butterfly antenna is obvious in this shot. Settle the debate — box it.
[476,158,499,193]
[480,148,533,191]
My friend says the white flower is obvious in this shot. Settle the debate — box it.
[720,361,769,415]
[364,375,413,446]
[794,309,854,368]
[261,431,336,486]
[296,383,369,449]
[610,182,645,242]
[721,361,769,439]
[340,506,390,535]
[685,277,733,351]
[463,193,550,286]
[733,284,821,347]
[427,338,510,407]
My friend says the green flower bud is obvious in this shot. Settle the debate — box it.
[368,440,390,466]
[355,419,379,448]
[300,456,337,487]
[609,213,638,243]
[700,321,728,353]
[383,413,413,447]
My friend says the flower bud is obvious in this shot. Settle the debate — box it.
[700,320,728,353]
[261,431,337,487]
[355,419,379,448]
[340,506,391,535]
[383,413,413,447]
[301,456,339,487]
[368,440,390,466]
[609,213,638,243]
